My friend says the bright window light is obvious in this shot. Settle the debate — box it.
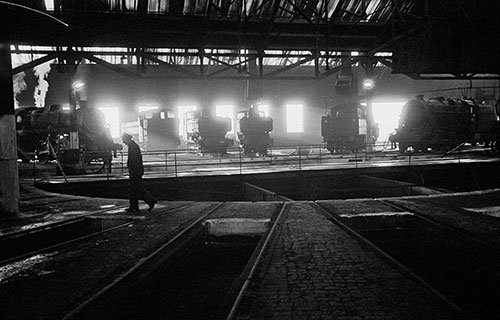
[257,104,270,117]
[44,0,54,10]
[177,105,198,138]
[216,105,234,134]
[138,105,159,113]
[98,106,120,138]
[286,104,303,133]
[371,101,405,142]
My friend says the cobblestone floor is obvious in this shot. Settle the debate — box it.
[240,202,467,320]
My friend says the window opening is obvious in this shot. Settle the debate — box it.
[98,106,120,138]
[216,105,234,134]
[286,104,303,133]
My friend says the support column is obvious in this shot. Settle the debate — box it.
[0,43,20,216]
[66,48,79,150]
[363,57,376,146]
[365,86,374,147]
[245,51,262,103]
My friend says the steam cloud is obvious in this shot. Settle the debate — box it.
[13,72,27,109]
[33,62,52,109]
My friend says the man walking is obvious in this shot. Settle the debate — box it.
[121,132,157,212]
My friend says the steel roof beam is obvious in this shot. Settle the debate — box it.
[12,53,58,75]
[317,56,362,80]
[262,55,315,78]
[79,52,140,78]
[143,53,201,77]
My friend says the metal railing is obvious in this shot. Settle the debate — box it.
[25,141,499,183]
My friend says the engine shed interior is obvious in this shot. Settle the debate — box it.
[1,2,500,319]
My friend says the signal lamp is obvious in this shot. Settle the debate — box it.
[363,79,375,90]
[72,80,85,90]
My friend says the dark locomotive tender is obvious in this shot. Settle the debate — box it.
[236,106,273,156]
[185,108,234,154]
[321,102,378,153]
[16,104,121,172]
[390,96,500,153]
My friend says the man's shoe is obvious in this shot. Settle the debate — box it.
[125,207,140,212]
[148,200,157,211]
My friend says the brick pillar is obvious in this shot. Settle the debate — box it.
[0,43,20,216]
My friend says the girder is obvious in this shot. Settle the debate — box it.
[2,0,499,78]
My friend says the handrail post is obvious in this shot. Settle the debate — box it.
[121,152,124,173]
[239,148,242,175]
[174,151,178,177]
[298,147,301,170]
[355,147,358,169]
[33,156,36,185]
[165,151,168,172]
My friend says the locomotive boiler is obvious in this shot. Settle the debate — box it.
[139,108,180,150]
[321,102,378,153]
[185,108,234,154]
[16,104,121,172]
[389,96,500,153]
[236,106,273,156]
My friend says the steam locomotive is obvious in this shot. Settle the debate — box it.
[185,108,234,154]
[16,104,121,172]
[236,106,273,156]
[389,96,500,153]
[321,102,379,153]
[138,108,180,150]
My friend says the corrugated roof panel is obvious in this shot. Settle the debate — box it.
[147,0,169,13]
[27,0,417,23]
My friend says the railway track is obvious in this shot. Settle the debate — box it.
[224,202,291,320]
[52,201,289,320]
[377,199,499,251]
[315,200,500,319]
[0,202,193,267]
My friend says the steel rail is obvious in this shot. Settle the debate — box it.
[225,201,291,320]
[61,201,225,320]
[313,201,464,313]
[377,199,499,251]
[0,202,194,267]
